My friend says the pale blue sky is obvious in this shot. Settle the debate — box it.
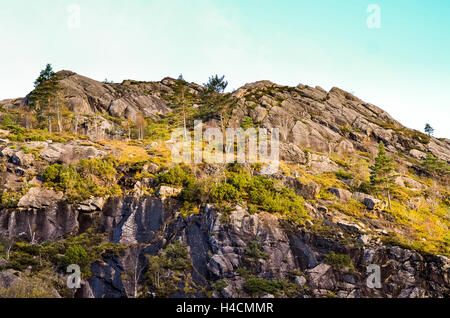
[0,0,449,137]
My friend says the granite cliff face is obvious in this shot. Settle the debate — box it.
[0,71,449,298]
[1,197,448,298]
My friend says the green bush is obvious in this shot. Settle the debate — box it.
[156,165,195,188]
[241,116,255,130]
[335,168,354,180]
[357,181,374,194]
[0,273,59,298]
[26,134,47,141]
[62,245,89,273]
[245,241,269,261]
[325,252,354,271]
[9,133,25,142]
[42,160,119,202]
[178,167,308,225]
[1,191,22,208]
[163,240,192,271]
[213,279,228,292]
[42,164,64,183]
[210,183,240,203]
[146,123,170,141]
[144,240,194,297]
[422,152,449,176]
[78,157,117,182]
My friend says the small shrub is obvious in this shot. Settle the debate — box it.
[26,134,46,141]
[335,168,354,180]
[144,240,194,297]
[241,117,255,130]
[1,191,22,208]
[213,279,228,292]
[245,241,269,261]
[42,160,119,203]
[180,201,200,217]
[210,183,240,203]
[156,165,195,188]
[62,245,90,274]
[325,252,354,271]
[0,274,59,298]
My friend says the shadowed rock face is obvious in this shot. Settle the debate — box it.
[0,202,78,242]
[2,198,448,298]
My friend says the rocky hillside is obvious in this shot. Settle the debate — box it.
[0,70,448,298]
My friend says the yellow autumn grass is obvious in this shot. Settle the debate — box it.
[99,140,151,163]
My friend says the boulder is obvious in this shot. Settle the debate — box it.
[0,269,20,290]
[409,149,426,160]
[157,186,182,199]
[39,143,107,163]
[328,188,352,202]
[362,197,384,210]
[357,235,372,245]
[77,197,106,213]
[334,140,354,155]
[306,263,335,290]
[398,287,426,298]
[394,176,426,190]
[18,187,63,209]
[337,221,364,234]
[39,145,65,162]
[143,163,159,174]
[249,106,267,122]
[318,206,328,213]
[0,257,9,268]
[10,151,34,166]
[207,254,236,278]
[294,276,307,287]
[284,177,321,200]
[0,147,16,158]
[279,143,307,164]
[352,192,384,210]
[308,154,339,173]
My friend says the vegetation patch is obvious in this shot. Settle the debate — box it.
[325,252,355,272]
[243,277,299,297]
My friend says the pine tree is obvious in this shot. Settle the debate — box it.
[203,74,228,93]
[422,152,449,177]
[200,75,235,134]
[34,64,55,87]
[29,64,62,131]
[424,123,434,136]
[173,76,191,139]
[369,142,396,209]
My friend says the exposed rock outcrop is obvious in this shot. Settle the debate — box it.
[2,198,447,298]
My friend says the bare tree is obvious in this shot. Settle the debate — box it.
[27,219,37,245]
[135,115,146,140]
[277,110,294,142]
[0,231,14,260]
[122,247,145,298]
[73,114,79,135]
[56,98,63,133]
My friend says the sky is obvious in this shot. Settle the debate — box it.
[0,0,449,137]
